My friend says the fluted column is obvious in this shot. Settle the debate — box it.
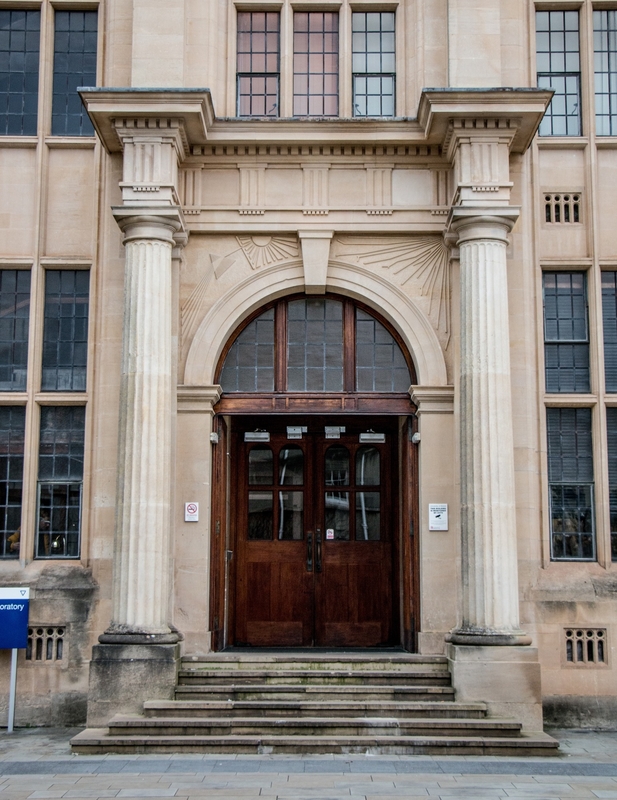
[102,212,182,643]
[450,211,530,646]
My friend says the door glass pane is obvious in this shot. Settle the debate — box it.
[279,445,304,485]
[287,298,343,391]
[278,491,303,540]
[356,492,380,540]
[325,445,349,486]
[325,491,349,540]
[355,445,380,485]
[248,446,273,484]
[248,491,273,539]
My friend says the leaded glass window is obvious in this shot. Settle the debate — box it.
[287,298,343,392]
[237,12,279,117]
[51,10,97,136]
[0,9,40,136]
[36,406,84,559]
[0,270,30,391]
[42,270,89,392]
[602,272,617,392]
[547,407,595,561]
[606,407,617,562]
[536,10,581,136]
[543,272,589,393]
[220,309,275,392]
[293,12,339,117]
[352,12,395,117]
[356,309,410,392]
[0,407,25,559]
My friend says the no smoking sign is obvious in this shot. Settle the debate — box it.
[184,502,199,522]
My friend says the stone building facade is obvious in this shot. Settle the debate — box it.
[0,0,616,731]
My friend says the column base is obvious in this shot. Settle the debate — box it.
[86,643,180,727]
[447,643,543,732]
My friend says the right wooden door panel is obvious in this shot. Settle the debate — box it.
[233,419,397,647]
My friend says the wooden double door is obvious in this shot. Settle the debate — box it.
[232,418,397,647]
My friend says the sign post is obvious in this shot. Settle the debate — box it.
[0,587,30,733]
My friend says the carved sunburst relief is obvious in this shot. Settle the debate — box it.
[336,236,451,343]
[237,235,299,270]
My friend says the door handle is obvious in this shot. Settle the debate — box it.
[315,528,322,573]
[307,531,313,572]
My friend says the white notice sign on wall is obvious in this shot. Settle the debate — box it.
[428,503,448,531]
[185,502,199,522]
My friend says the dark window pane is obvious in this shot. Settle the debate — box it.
[602,272,617,391]
[248,491,273,539]
[220,308,274,392]
[293,12,338,117]
[0,269,30,390]
[248,445,273,485]
[42,270,89,391]
[543,272,589,392]
[355,309,410,392]
[236,11,279,117]
[352,12,395,117]
[325,445,349,486]
[547,407,595,561]
[325,491,349,540]
[0,9,39,135]
[278,490,303,540]
[606,407,617,562]
[279,445,304,485]
[287,299,343,391]
[594,11,617,135]
[537,10,581,136]
[356,446,380,486]
[0,406,25,558]
[355,491,380,540]
[36,481,81,558]
[51,10,97,136]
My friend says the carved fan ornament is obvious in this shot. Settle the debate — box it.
[237,235,299,270]
[336,236,451,344]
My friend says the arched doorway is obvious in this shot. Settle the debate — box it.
[209,294,419,649]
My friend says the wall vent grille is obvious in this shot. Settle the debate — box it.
[565,628,607,666]
[545,193,581,223]
[26,626,65,662]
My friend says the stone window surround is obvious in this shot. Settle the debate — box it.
[0,0,101,142]
[0,260,92,565]
[230,0,403,119]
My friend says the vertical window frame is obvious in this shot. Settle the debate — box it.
[536,9,583,137]
[351,11,396,118]
[236,10,280,118]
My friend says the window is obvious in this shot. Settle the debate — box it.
[0,9,40,135]
[42,270,89,392]
[594,10,617,136]
[52,11,97,136]
[219,296,412,394]
[543,272,590,393]
[0,407,25,559]
[606,407,617,562]
[236,12,279,118]
[352,12,395,117]
[547,407,595,561]
[0,270,30,391]
[293,12,339,117]
[36,406,85,559]
[602,272,617,393]
[536,10,581,136]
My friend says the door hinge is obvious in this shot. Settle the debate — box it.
[226,550,233,562]
[215,519,221,535]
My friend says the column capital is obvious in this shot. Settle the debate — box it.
[410,385,454,415]
[448,207,520,246]
[177,385,222,414]
[112,207,186,244]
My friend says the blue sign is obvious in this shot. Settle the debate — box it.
[0,588,30,649]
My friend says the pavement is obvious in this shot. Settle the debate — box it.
[0,728,616,799]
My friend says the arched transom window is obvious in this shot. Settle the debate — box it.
[218,296,413,394]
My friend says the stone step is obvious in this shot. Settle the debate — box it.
[174,684,456,702]
[181,654,449,673]
[108,715,521,738]
[70,729,560,757]
[144,699,488,719]
[177,669,451,686]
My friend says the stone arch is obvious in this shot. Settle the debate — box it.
[183,260,448,387]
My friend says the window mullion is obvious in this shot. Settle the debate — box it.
[275,300,287,393]
[343,299,355,393]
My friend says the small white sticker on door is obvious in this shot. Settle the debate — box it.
[326,528,335,540]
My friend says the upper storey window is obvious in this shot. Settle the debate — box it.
[352,12,395,118]
[293,12,339,117]
[536,10,581,136]
[543,272,590,393]
[0,10,40,135]
[594,10,617,136]
[237,11,280,117]
[52,11,97,136]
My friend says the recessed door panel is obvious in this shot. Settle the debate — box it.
[233,418,396,647]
